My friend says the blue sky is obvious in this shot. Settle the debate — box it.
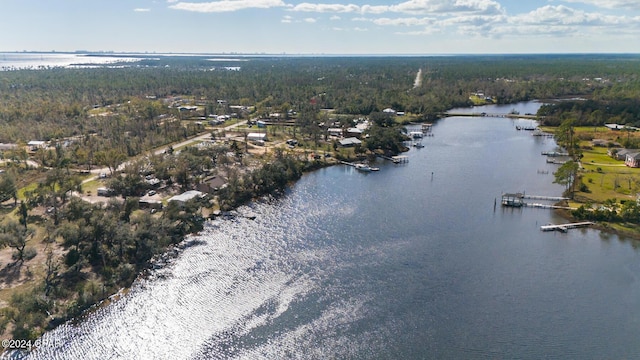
[1,0,639,54]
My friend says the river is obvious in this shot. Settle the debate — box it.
[19,102,640,359]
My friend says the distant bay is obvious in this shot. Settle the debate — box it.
[0,52,149,70]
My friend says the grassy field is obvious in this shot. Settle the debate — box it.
[578,146,639,202]
[540,125,640,205]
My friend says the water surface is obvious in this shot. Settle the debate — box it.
[24,103,640,359]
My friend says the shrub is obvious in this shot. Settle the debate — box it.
[23,246,37,261]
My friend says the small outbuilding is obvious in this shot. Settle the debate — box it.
[27,140,47,151]
[247,133,268,142]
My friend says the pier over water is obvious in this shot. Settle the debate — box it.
[501,192,574,210]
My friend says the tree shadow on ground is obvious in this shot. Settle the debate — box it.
[0,260,27,286]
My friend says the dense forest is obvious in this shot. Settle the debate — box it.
[2,54,639,149]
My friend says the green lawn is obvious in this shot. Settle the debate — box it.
[576,145,640,202]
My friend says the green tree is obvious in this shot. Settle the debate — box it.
[555,118,576,155]
[0,219,35,263]
[95,149,127,176]
[553,160,579,197]
[0,172,17,206]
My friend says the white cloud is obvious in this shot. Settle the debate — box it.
[290,3,360,13]
[304,17,317,22]
[290,0,504,15]
[394,28,439,35]
[282,15,293,22]
[372,17,435,26]
[439,14,503,27]
[360,5,389,14]
[386,0,504,16]
[169,0,286,12]
[134,8,151,12]
[330,15,341,20]
[511,5,627,26]
[561,0,640,10]
[481,4,639,38]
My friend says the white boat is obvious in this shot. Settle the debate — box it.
[413,142,424,148]
[355,163,372,172]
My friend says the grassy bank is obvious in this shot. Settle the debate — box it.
[548,126,640,239]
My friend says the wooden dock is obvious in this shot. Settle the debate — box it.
[378,155,409,163]
[524,203,575,210]
[501,192,575,210]
[542,151,569,157]
[540,221,594,232]
[522,194,568,201]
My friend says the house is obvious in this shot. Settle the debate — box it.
[591,139,608,147]
[168,190,204,206]
[27,140,47,151]
[347,128,364,138]
[145,178,162,188]
[327,128,343,137]
[139,198,163,210]
[612,149,638,161]
[339,137,362,147]
[196,176,227,194]
[625,153,640,168]
[247,133,267,142]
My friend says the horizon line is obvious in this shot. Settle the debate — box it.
[1,50,640,57]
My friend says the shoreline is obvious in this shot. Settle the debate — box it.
[555,206,640,242]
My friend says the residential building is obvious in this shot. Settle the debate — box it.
[625,153,640,168]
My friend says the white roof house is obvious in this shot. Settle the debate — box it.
[247,133,268,141]
[168,190,204,206]
[27,140,47,150]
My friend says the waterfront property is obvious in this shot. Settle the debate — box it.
[30,104,640,360]
[196,176,228,193]
[168,190,205,206]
